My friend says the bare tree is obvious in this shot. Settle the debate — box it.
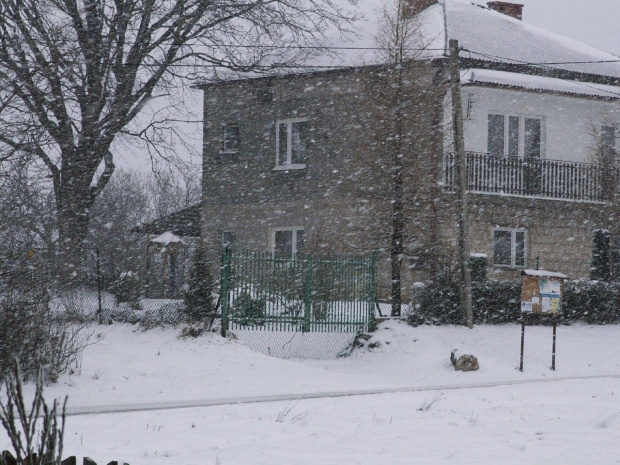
[0,156,57,285]
[147,166,201,220]
[588,120,620,280]
[367,0,432,316]
[0,0,358,276]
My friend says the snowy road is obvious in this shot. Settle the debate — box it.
[65,372,620,416]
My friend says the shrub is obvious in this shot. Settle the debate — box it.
[409,279,620,326]
[140,302,188,328]
[411,279,461,325]
[110,271,142,310]
[0,289,90,383]
[0,364,66,465]
[231,292,266,326]
[183,246,216,322]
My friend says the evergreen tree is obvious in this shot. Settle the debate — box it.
[183,246,215,321]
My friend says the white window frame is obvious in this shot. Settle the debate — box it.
[493,227,528,268]
[487,113,546,158]
[270,226,305,257]
[274,118,308,170]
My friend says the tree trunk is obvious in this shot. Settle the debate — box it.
[55,152,101,285]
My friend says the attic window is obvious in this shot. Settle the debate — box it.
[256,85,273,103]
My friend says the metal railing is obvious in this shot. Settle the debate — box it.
[444,152,619,202]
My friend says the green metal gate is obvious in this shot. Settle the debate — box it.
[220,249,377,336]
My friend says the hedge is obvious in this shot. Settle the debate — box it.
[408,280,620,326]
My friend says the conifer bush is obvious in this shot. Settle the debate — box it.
[183,246,216,322]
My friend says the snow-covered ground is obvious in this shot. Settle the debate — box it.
[3,320,620,464]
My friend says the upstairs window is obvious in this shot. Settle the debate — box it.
[487,114,543,158]
[494,228,527,268]
[273,227,305,258]
[255,85,274,103]
[276,118,308,169]
[222,123,240,153]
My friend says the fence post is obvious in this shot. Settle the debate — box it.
[221,246,231,338]
[369,252,378,332]
[303,254,312,333]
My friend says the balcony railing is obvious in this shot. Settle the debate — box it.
[444,152,619,203]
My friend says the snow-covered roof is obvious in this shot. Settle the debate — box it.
[200,0,620,86]
[333,0,620,79]
[461,68,620,99]
[150,231,186,246]
[522,269,568,279]
[445,0,620,79]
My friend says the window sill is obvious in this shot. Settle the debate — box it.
[493,264,526,270]
[272,164,307,171]
[219,150,239,155]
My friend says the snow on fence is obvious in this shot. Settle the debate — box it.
[49,287,189,327]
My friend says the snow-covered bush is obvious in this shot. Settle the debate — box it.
[140,301,188,328]
[231,292,266,326]
[563,280,620,324]
[409,279,620,326]
[183,246,216,322]
[110,271,142,310]
[0,288,90,383]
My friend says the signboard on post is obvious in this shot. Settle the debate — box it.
[519,269,567,372]
[521,270,566,314]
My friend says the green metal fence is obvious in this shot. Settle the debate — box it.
[221,249,377,337]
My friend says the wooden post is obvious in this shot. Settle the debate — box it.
[449,39,473,328]
[520,316,525,372]
[552,316,557,371]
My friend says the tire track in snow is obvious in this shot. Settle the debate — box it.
[65,372,620,416]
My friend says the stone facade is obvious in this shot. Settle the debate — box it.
[199,62,616,298]
[200,64,446,297]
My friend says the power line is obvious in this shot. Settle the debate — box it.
[210,44,447,51]
[462,49,620,69]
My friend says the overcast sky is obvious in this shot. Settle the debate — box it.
[520,0,620,56]
[117,0,620,172]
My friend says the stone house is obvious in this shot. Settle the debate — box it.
[152,0,620,298]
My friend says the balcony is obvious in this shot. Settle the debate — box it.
[444,152,619,203]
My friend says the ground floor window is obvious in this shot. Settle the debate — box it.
[493,228,527,267]
[272,227,305,258]
[222,230,236,249]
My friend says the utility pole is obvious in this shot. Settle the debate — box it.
[449,39,473,328]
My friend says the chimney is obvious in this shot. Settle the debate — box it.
[402,0,439,19]
[487,1,524,20]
